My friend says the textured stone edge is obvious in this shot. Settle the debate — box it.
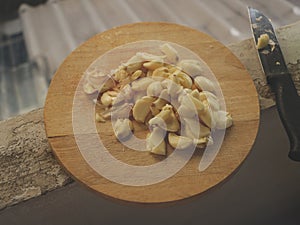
[0,108,72,210]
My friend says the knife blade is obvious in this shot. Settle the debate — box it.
[248,7,300,161]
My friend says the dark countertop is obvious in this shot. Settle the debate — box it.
[1,107,300,225]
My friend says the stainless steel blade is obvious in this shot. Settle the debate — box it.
[248,7,289,77]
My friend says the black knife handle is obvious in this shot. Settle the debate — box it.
[268,73,300,161]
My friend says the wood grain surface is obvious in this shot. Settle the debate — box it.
[44,22,260,203]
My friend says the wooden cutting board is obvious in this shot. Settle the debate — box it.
[44,22,259,203]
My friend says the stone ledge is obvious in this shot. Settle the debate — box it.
[0,109,72,210]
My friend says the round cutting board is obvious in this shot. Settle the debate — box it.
[44,22,259,203]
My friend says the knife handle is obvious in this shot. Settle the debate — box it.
[268,74,300,161]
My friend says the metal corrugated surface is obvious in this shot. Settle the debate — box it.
[19,0,300,75]
[0,21,49,120]
[0,0,300,120]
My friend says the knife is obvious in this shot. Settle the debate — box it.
[248,7,300,161]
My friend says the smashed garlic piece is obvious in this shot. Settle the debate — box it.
[150,89,170,116]
[147,81,163,97]
[160,43,179,64]
[150,98,168,116]
[114,68,128,82]
[131,70,143,81]
[168,133,193,150]
[131,77,154,91]
[215,111,233,129]
[152,67,170,78]
[95,113,106,123]
[83,83,98,94]
[181,117,211,140]
[111,102,133,119]
[100,91,118,107]
[172,69,193,89]
[143,61,164,70]
[177,60,203,77]
[132,96,156,123]
[149,104,180,132]
[268,39,276,52]
[126,62,143,74]
[147,126,167,155]
[194,76,216,92]
[193,136,212,148]
[199,106,213,128]
[256,33,270,49]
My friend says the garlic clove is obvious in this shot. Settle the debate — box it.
[215,111,233,129]
[131,70,143,81]
[160,43,179,64]
[113,85,133,105]
[83,83,98,94]
[113,68,128,82]
[174,70,193,89]
[152,67,170,78]
[132,91,147,104]
[198,105,213,128]
[194,76,216,93]
[111,103,133,119]
[131,77,154,92]
[177,104,197,118]
[147,81,163,97]
[199,123,211,138]
[132,96,156,123]
[149,104,180,132]
[177,60,203,77]
[136,52,166,63]
[147,127,167,156]
[202,98,220,112]
[190,89,202,100]
[143,61,164,70]
[193,136,213,148]
[95,113,106,123]
[100,92,114,107]
[199,91,218,102]
[164,77,183,99]
[168,133,193,150]
[150,98,168,116]
[114,118,133,140]
[126,62,143,74]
